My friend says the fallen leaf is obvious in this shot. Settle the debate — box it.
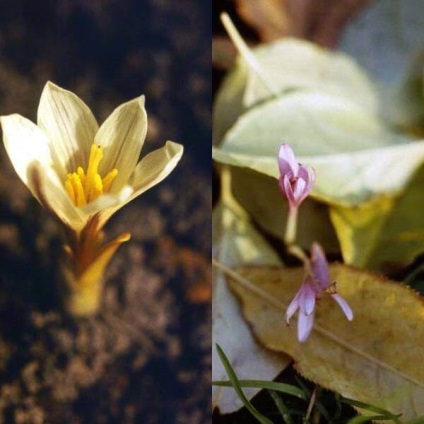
[213,38,378,145]
[215,90,424,206]
[228,264,424,420]
[213,87,424,268]
[212,167,291,414]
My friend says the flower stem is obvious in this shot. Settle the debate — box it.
[63,273,103,316]
[287,245,309,264]
[284,206,298,246]
[61,226,130,317]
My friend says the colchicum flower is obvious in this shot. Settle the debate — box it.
[278,144,315,209]
[286,243,353,342]
[1,81,184,316]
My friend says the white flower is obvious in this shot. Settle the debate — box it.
[1,81,184,232]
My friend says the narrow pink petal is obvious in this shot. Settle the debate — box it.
[311,242,330,289]
[278,144,299,175]
[298,281,316,316]
[292,178,307,203]
[298,312,314,343]
[286,292,301,324]
[297,165,309,181]
[278,176,287,198]
[283,175,297,209]
[298,166,316,192]
[331,294,354,321]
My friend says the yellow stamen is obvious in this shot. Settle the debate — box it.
[102,169,118,192]
[64,144,119,207]
[71,172,87,206]
[77,166,86,184]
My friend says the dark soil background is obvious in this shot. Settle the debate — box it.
[0,1,210,423]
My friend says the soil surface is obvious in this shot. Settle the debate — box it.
[0,1,210,423]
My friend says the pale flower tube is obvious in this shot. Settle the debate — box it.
[1,81,184,316]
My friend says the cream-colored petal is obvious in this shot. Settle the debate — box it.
[97,141,183,227]
[37,81,99,179]
[1,114,52,188]
[81,185,133,217]
[94,96,147,191]
[28,162,87,231]
[130,140,183,194]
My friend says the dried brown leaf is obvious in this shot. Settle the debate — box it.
[228,264,424,419]
[235,0,291,42]
[234,0,372,48]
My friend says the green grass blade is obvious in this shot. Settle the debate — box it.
[215,344,274,424]
[268,390,294,424]
[212,379,306,399]
[342,397,401,422]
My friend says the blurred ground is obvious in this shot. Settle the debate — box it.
[0,1,210,423]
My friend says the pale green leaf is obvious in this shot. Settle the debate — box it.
[213,90,424,268]
[213,38,379,145]
[243,38,378,112]
[215,90,424,206]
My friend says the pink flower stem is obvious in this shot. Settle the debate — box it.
[287,244,313,276]
[284,206,299,246]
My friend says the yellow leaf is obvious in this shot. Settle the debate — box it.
[228,264,424,419]
[330,166,424,270]
[329,195,396,267]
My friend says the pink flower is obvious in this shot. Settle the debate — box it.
[278,144,315,209]
[286,243,353,342]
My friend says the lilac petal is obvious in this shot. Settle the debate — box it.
[278,144,299,175]
[331,293,354,321]
[283,175,297,209]
[298,281,316,316]
[297,165,309,182]
[292,178,307,203]
[286,292,301,324]
[311,242,330,289]
[297,311,314,343]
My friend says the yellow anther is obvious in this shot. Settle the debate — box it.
[102,169,118,192]
[86,173,103,203]
[71,173,87,206]
[84,145,103,195]
[64,144,119,207]
[77,166,86,184]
